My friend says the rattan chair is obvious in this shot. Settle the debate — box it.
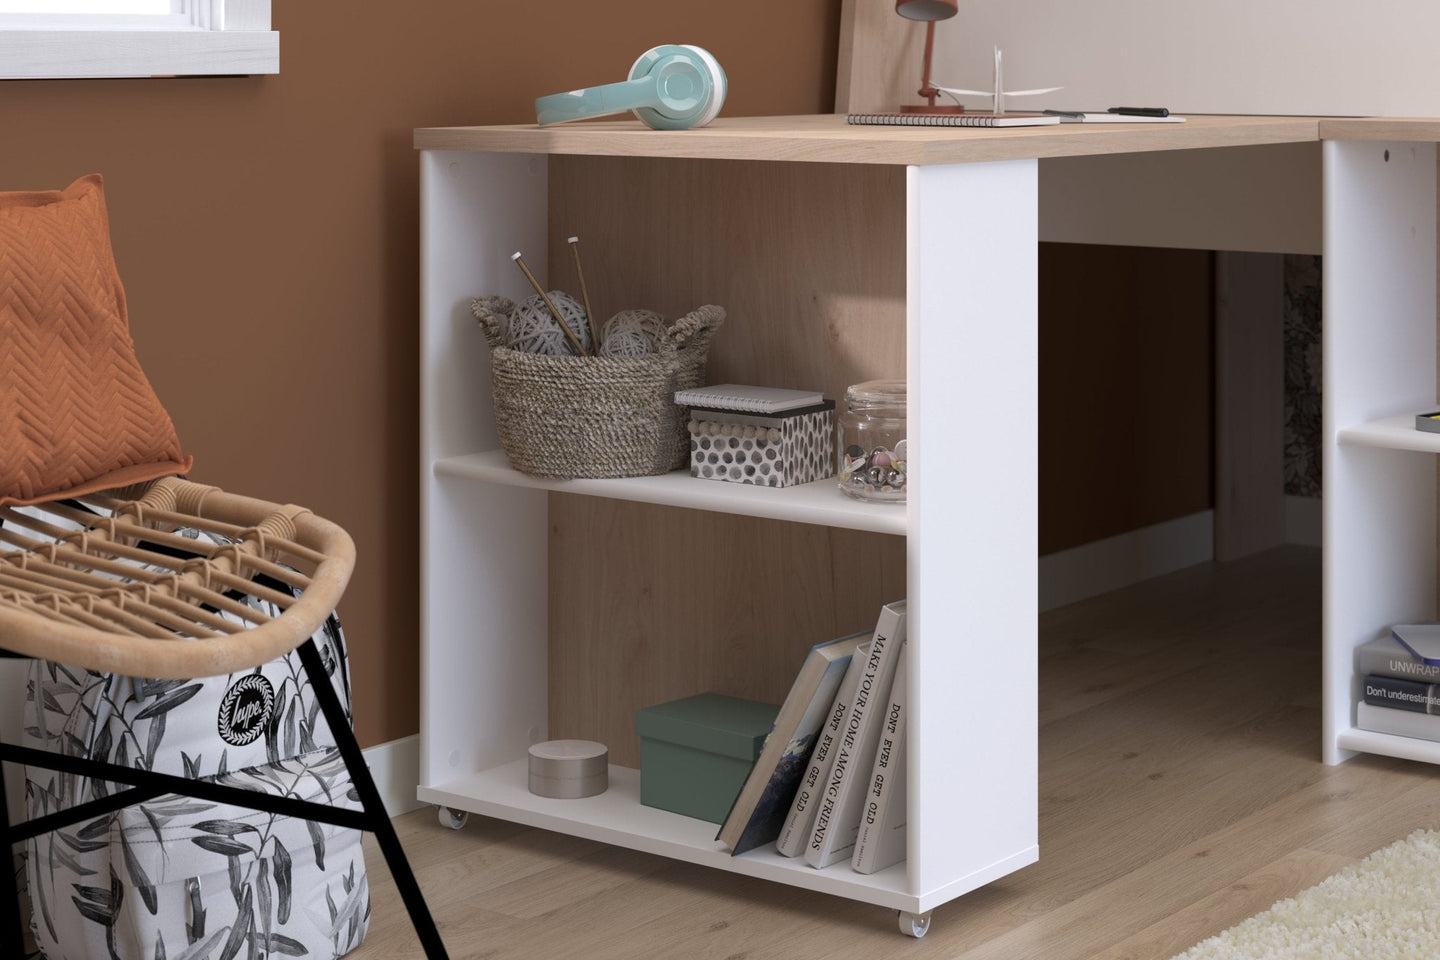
[0,476,448,959]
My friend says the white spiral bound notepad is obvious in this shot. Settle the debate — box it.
[846,112,1059,128]
[674,383,824,414]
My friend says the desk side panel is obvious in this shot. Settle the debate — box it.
[1322,140,1438,764]
[907,160,1040,900]
[420,150,551,787]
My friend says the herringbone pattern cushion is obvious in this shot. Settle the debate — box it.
[0,174,190,506]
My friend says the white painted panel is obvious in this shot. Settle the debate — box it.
[419,151,550,788]
[1322,140,1437,764]
[939,0,1440,117]
[907,161,1039,898]
[222,0,270,31]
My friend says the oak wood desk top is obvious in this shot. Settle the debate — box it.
[414,113,1324,165]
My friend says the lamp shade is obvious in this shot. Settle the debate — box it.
[895,0,957,20]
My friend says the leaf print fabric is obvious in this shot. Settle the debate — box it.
[15,513,369,960]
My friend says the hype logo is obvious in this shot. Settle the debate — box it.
[217,674,275,747]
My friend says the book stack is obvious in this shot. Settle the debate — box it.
[717,600,909,875]
[1355,625,1440,740]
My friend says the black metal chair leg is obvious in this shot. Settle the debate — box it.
[2,759,27,959]
[296,638,449,960]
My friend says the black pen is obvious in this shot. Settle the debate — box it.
[1043,109,1086,119]
[1108,106,1169,117]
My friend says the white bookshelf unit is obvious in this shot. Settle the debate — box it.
[414,114,1427,932]
[1320,125,1440,767]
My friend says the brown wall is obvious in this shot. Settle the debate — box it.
[0,2,1214,748]
[1038,244,1214,555]
[0,1,841,747]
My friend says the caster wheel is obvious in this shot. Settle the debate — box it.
[438,806,469,830]
[898,910,931,938]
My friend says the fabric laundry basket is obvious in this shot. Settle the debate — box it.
[16,514,370,960]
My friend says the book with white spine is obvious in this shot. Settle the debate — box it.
[716,630,867,855]
[1357,701,1440,740]
[852,642,907,874]
[775,644,869,857]
[805,600,907,869]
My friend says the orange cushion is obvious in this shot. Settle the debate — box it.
[0,174,191,506]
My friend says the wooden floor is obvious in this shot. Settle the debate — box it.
[354,547,1440,959]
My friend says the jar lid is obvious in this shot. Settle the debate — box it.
[528,739,609,779]
[844,379,906,405]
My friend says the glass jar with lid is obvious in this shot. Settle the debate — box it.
[837,379,907,502]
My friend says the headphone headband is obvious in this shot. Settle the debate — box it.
[535,44,727,131]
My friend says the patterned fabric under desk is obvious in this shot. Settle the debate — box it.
[687,401,835,488]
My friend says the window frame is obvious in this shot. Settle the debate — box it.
[0,0,276,79]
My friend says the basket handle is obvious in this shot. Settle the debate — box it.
[470,295,515,349]
[659,304,726,357]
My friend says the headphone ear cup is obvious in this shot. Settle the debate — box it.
[680,45,727,128]
[627,44,726,130]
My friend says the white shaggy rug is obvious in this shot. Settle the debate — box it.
[1172,829,1440,959]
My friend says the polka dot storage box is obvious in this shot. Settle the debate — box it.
[471,296,724,478]
[687,401,835,488]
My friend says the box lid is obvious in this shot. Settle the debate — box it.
[635,693,779,760]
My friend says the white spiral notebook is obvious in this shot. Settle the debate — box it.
[673,383,824,414]
[845,112,1059,128]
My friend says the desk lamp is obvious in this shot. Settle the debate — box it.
[895,0,962,113]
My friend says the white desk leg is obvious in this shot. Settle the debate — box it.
[420,150,551,789]
[1323,140,1438,765]
[907,161,1040,907]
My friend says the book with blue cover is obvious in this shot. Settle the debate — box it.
[1391,623,1440,666]
[716,630,868,855]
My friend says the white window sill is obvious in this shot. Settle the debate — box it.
[0,29,277,77]
[0,3,276,79]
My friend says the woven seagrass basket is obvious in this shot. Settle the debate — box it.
[471,296,725,479]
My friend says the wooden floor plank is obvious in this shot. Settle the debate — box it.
[1088,848,1358,960]
[346,547,1440,959]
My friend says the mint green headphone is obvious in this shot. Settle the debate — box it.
[534,44,727,130]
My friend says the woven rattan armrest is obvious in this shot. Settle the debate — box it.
[0,476,355,679]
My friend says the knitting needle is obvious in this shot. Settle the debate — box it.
[511,251,586,356]
[568,236,600,356]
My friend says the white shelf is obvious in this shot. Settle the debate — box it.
[432,450,907,536]
[1336,414,1440,453]
[1335,727,1440,764]
[417,760,919,911]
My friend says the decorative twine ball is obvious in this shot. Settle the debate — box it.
[600,330,653,357]
[507,291,593,356]
[598,309,664,357]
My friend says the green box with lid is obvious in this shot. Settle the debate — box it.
[635,692,780,824]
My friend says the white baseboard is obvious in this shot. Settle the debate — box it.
[362,733,424,817]
[1040,510,1215,612]
[1285,494,1322,547]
